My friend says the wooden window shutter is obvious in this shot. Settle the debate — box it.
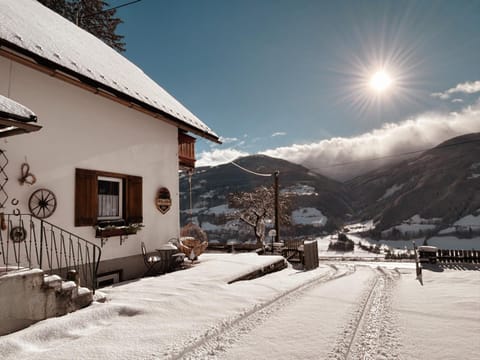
[126,175,143,224]
[75,168,98,226]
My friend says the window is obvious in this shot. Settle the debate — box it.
[75,168,142,226]
[98,176,123,220]
[178,130,196,170]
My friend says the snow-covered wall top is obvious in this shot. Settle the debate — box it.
[0,0,218,141]
[0,94,36,120]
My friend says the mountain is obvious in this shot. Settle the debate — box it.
[181,133,479,243]
[347,132,480,233]
[180,155,352,239]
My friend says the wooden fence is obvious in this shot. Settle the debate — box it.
[282,239,305,262]
[435,249,480,263]
[281,238,319,270]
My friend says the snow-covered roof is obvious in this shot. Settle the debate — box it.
[0,94,37,121]
[0,94,41,138]
[0,0,219,142]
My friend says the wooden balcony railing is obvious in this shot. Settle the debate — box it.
[178,132,196,169]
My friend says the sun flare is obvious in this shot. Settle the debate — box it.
[369,70,393,92]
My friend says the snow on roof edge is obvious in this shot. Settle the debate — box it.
[0,94,37,122]
[0,0,219,142]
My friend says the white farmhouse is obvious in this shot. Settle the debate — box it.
[0,0,220,288]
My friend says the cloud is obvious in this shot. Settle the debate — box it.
[451,98,464,103]
[271,132,287,137]
[196,148,249,167]
[431,80,480,99]
[218,136,238,144]
[262,102,480,181]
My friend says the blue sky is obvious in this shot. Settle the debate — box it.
[117,0,480,176]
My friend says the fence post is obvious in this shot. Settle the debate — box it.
[92,246,97,294]
[39,219,44,269]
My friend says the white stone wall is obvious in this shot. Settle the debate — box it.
[0,268,92,335]
[0,56,181,261]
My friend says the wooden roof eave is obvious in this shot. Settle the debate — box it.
[0,40,221,144]
[0,116,42,138]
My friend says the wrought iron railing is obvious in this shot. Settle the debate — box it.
[0,214,101,292]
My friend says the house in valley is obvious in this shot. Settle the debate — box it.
[0,0,220,288]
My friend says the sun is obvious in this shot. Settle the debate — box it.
[369,70,393,93]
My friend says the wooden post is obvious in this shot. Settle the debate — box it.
[274,171,280,245]
[412,241,423,285]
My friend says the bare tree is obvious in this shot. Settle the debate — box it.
[228,186,291,249]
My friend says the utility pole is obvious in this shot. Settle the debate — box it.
[274,170,280,246]
[230,161,281,252]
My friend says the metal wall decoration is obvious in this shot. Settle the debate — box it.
[11,198,20,217]
[0,150,9,208]
[10,226,27,243]
[0,212,6,230]
[18,162,37,185]
[29,188,57,219]
[155,187,172,214]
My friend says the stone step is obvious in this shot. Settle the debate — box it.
[73,287,93,308]
[43,274,62,290]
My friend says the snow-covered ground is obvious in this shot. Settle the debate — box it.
[346,213,480,250]
[292,207,327,227]
[281,184,318,196]
[0,251,478,359]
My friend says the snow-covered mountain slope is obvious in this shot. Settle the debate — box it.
[181,133,479,242]
[180,155,352,240]
[347,132,480,233]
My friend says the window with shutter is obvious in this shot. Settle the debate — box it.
[75,168,143,227]
[75,168,97,226]
[98,176,123,220]
[126,175,143,224]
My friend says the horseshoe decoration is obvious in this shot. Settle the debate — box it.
[28,188,57,219]
[19,163,37,186]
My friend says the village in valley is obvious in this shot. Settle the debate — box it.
[0,1,479,359]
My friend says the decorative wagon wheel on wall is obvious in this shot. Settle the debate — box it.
[29,188,57,219]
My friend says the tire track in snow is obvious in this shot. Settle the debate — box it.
[330,267,401,360]
[167,264,354,360]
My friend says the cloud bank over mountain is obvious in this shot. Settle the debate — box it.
[197,148,248,167]
[197,101,480,180]
[262,103,480,180]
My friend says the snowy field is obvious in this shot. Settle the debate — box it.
[0,253,478,359]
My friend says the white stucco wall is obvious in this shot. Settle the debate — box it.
[0,56,181,261]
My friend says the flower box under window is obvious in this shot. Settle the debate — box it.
[95,221,144,238]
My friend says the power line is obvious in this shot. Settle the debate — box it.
[184,135,479,177]
[81,0,143,20]
[107,0,143,11]
[230,161,272,177]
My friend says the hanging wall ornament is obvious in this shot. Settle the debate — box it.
[19,162,37,186]
[0,150,9,209]
[10,226,27,243]
[29,188,57,219]
[155,187,172,214]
